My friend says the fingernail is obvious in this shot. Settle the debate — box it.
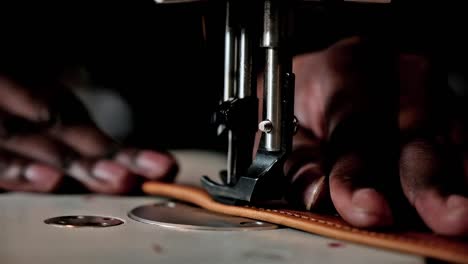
[351,188,393,226]
[24,164,62,191]
[135,151,171,177]
[303,175,327,210]
[24,165,61,182]
[92,161,127,181]
[290,163,327,210]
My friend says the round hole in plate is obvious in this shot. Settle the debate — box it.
[44,215,124,228]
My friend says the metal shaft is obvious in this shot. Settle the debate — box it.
[238,27,253,99]
[226,130,236,184]
[262,0,282,151]
[223,1,238,185]
[223,1,237,102]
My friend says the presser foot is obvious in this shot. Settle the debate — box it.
[201,150,288,205]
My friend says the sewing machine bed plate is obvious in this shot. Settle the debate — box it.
[0,150,423,264]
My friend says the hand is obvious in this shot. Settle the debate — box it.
[0,76,177,194]
[285,37,468,236]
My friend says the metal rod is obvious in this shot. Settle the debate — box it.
[262,0,279,48]
[237,27,252,99]
[223,1,237,102]
[264,49,281,151]
[262,0,282,151]
[227,130,236,185]
[224,1,238,185]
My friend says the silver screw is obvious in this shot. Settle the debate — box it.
[259,120,273,133]
[293,116,299,134]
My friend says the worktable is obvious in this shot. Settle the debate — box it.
[0,150,424,264]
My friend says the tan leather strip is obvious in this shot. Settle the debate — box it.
[143,182,468,264]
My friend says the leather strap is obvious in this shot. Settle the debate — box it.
[142,182,468,264]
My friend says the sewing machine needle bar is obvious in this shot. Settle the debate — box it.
[223,0,237,102]
[238,27,252,99]
[227,130,236,185]
[262,0,282,151]
[224,0,238,185]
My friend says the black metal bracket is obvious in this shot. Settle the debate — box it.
[202,72,295,204]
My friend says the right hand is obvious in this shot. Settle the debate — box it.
[0,76,178,194]
[284,37,468,236]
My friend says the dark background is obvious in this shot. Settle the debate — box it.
[0,0,458,152]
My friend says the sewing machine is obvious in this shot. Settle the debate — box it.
[199,0,296,204]
[157,0,296,204]
[157,0,390,204]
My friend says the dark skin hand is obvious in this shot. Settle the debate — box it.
[285,37,468,236]
[0,76,177,194]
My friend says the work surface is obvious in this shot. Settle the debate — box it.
[0,150,424,264]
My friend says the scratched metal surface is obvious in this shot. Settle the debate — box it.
[0,150,423,264]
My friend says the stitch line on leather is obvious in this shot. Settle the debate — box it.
[244,205,465,253]
[141,183,468,263]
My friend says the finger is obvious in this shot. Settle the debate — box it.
[50,123,115,158]
[66,159,137,195]
[329,152,394,228]
[51,124,178,184]
[113,149,178,182]
[284,128,328,210]
[47,89,114,158]
[0,132,137,194]
[0,80,113,158]
[0,76,52,123]
[48,91,177,182]
[0,132,72,168]
[292,37,397,225]
[0,152,62,192]
[293,37,379,140]
[0,109,177,186]
[400,139,468,236]
[286,162,328,211]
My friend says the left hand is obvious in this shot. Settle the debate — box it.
[0,76,178,194]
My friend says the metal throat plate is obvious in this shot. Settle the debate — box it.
[128,201,278,231]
